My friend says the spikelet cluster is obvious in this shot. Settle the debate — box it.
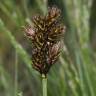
[24,6,65,75]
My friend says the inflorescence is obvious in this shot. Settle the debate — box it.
[24,6,66,75]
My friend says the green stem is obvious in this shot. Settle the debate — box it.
[42,74,47,96]
[14,50,18,96]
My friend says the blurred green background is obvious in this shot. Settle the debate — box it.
[0,0,96,96]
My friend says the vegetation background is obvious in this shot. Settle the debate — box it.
[0,0,96,96]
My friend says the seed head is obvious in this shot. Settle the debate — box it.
[24,6,66,75]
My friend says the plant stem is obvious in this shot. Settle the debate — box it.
[14,50,18,96]
[42,74,47,96]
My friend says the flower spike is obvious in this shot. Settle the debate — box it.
[23,6,66,75]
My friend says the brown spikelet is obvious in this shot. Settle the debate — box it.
[23,6,66,75]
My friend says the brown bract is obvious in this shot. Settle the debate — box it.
[24,6,66,75]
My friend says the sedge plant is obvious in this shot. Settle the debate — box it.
[23,6,65,96]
